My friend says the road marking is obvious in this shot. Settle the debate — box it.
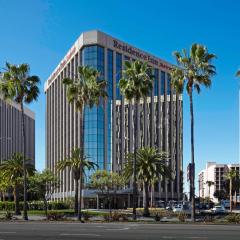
[105,227,129,231]
[0,232,16,234]
[60,233,101,237]
[185,237,208,239]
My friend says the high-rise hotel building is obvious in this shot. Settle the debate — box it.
[45,30,183,202]
[0,96,35,164]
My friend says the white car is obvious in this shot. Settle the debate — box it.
[211,205,226,214]
[173,205,191,214]
[173,205,183,213]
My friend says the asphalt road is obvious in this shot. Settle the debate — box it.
[0,222,240,240]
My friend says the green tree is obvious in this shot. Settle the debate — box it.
[205,180,214,208]
[29,170,60,217]
[90,170,125,215]
[123,147,172,217]
[57,148,97,221]
[119,60,153,219]
[0,63,40,220]
[0,172,9,202]
[171,44,216,221]
[0,153,35,215]
[225,169,237,212]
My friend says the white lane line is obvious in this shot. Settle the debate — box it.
[60,233,101,237]
[105,227,129,231]
[185,238,208,239]
[0,232,16,234]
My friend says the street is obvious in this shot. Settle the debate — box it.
[0,222,240,240]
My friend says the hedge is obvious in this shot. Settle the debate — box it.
[0,201,70,211]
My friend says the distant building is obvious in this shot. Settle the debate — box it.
[0,96,35,164]
[198,162,240,203]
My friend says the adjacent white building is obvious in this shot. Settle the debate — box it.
[198,162,240,203]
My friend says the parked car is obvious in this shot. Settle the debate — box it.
[173,205,183,213]
[220,200,230,208]
[173,204,191,214]
[211,205,226,214]
[166,205,173,211]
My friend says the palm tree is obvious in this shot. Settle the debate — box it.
[123,147,171,217]
[205,180,214,208]
[62,66,106,220]
[225,169,237,212]
[119,60,153,219]
[0,153,35,215]
[171,44,216,221]
[0,63,40,220]
[57,148,97,221]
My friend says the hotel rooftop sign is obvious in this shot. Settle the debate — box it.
[45,30,174,91]
[112,39,172,71]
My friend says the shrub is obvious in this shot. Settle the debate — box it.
[203,214,214,223]
[225,214,240,224]
[82,211,90,221]
[104,213,111,222]
[111,211,122,221]
[4,211,13,220]
[154,213,161,222]
[119,213,128,222]
[50,201,69,210]
[0,201,24,211]
[178,212,187,222]
[47,211,64,221]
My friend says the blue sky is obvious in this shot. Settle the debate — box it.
[0,0,239,191]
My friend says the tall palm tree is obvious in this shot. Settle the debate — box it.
[63,66,107,154]
[0,153,35,215]
[119,60,153,219]
[57,148,97,221]
[206,180,214,208]
[171,44,216,221]
[0,63,40,220]
[62,66,107,219]
[123,147,171,217]
[225,169,237,212]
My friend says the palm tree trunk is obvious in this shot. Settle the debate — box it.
[78,107,84,221]
[189,91,195,221]
[43,198,48,218]
[14,185,20,215]
[234,190,237,209]
[132,98,138,220]
[74,178,79,214]
[20,102,28,220]
[143,181,150,217]
[230,179,232,212]
[78,169,83,221]
[150,183,154,208]
[208,186,210,209]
